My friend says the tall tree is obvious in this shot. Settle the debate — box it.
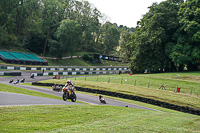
[72,0,101,52]
[119,27,132,62]
[56,19,81,58]
[41,0,64,57]
[170,0,200,70]
[100,22,120,55]
[128,0,183,73]
[48,38,63,60]
[0,0,27,46]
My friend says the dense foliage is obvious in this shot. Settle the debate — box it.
[119,0,200,72]
[0,0,122,58]
[1,0,199,72]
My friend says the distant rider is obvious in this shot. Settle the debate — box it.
[99,95,104,101]
[99,95,106,103]
[15,79,19,84]
[99,95,102,100]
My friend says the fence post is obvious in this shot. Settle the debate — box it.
[108,77,110,83]
[75,76,76,80]
[134,80,136,86]
[148,82,150,88]
[97,75,98,81]
[85,76,86,81]
[121,78,123,84]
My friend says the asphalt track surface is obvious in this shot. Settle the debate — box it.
[0,91,82,106]
[0,71,157,111]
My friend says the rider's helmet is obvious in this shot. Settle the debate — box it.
[67,80,72,85]
[99,95,102,99]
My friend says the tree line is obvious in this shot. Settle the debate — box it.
[1,0,199,72]
[119,0,200,72]
[0,0,130,59]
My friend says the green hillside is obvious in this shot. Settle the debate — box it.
[0,52,128,67]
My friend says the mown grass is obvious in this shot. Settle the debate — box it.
[70,72,200,94]
[0,105,199,133]
[39,72,200,110]
[47,58,90,66]
[1,72,200,132]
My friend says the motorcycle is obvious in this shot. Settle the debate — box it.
[62,85,76,102]
[9,79,14,83]
[20,78,25,83]
[99,95,106,104]
[14,79,19,84]
[52,85,62,92]
[30,74,34,79]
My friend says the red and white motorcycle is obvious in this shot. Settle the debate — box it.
[99,95,106,104]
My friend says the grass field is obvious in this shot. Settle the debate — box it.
[47,58,90,66]
[0,105,200,133]
[39,72,200,110]
[72,72,200,95]
[0,72,200,132]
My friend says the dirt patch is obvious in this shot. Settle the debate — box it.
[139,75,200,83]
[180,76,200,82]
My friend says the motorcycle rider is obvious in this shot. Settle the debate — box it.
[99,95,104,101]
[14,79,19,84]
[64,80,74,95]
[9,78,14,83]
[99,95,106,103]
[99,95,102,100]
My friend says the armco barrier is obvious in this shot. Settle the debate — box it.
[31,70,128,76]
[32,82,200,116]
[0,65,129,76]
[0,65,129,71]
[0,72,21,76]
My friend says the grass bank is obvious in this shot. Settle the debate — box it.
[0,57,128,67]
[71,72,200,95]
[0,105,199,133]
[47,58,90,66]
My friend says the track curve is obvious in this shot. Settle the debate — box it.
[0,74,157,111]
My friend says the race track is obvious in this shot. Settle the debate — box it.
[0,72,157,111]
[0,91,82,106]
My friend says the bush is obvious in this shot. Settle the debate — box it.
[23,32,46,54]
[82,54,94,61]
